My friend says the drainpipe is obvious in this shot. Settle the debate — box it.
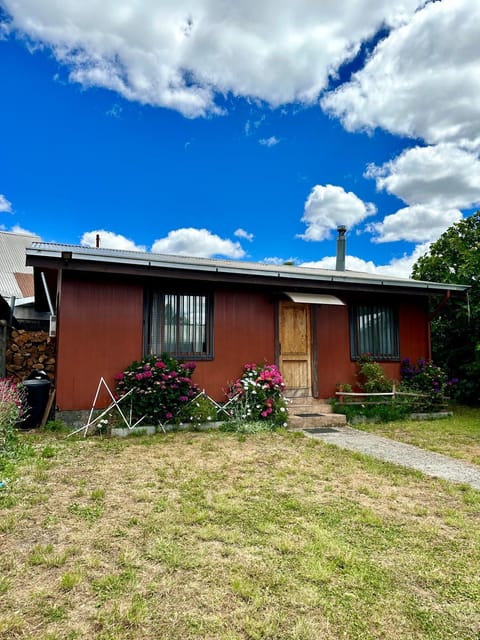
[335,225,347,271]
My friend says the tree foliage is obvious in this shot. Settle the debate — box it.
[412,211,480,404]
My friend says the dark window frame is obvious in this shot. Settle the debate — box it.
[349,303,400,361]
[144,290,214,360]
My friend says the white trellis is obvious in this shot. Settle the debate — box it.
[67,376,149,438]
[67,379,238,437]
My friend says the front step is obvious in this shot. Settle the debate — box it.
[286,396,347,430]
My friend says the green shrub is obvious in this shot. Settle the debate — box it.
[115,354,199,425]
[357,355,394,393]
[400,358,450,411]
[0,378,27,459]
[226,363,288,429]
[177,393,218,428]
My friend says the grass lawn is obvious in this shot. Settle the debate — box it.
[0,428,479,640]
[351,406,480,466]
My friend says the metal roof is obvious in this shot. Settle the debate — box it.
[26,241,469,294]
[0,231,40,298]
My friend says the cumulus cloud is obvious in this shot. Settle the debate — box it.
[298,184,376,242]
[366,144,480,209]
[322,0,480,150]
[234,228,254,241]
[0,194,12,213]
[2,0,425,117]
[301,242,431,278]
[368,205,462,243]
[81,230,146,251]
[151,228,245,258]
[9,224,39,237]
[259,136,280,147]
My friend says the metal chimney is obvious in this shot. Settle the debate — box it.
[336,225,347,271]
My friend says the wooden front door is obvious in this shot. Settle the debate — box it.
[279,302,312,396]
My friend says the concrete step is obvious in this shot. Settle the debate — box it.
[286,396,334,414]
[286,396,346,429]
[288,412,347,430]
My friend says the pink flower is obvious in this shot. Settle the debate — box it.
[114,373,124,381]
[166,412,173,419]
[155,361,166,369]
[135,373,144,380]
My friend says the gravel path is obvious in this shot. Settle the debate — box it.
[304,425,480,490]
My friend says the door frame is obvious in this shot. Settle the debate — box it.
[275,300,318,397]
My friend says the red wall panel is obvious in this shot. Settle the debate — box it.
[314,299,430,399]
[194,290,275,400]
[56,279,144,410]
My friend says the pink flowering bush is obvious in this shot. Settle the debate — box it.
[115,355,199,425]
[227,363,287,427]
[1,377,27,458]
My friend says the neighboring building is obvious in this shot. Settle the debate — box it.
[26,240,468,413]
[0,231,48,328]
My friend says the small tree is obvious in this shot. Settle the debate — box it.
[412,211,480,404]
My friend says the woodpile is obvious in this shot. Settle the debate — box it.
[6,329,56,382]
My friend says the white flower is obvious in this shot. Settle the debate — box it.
[280,407,286,412]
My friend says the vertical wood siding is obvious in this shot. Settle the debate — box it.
[56,278,144,410]
[194,289,275,400]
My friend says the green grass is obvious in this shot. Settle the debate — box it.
[353,406,480,465]
[0,428,479,639]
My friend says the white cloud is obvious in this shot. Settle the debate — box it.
[2,0,425,117]
[81,229,145,251]
[234,228,254,241]
[151,227,245,258]
[322,0,480,150]
[301,242,431,278]
[368,205,462,244]
[0,194,12,213]
[366,144,480,209]
[10,224,39,237]
[259,136,280,147]
[298,184,376,241]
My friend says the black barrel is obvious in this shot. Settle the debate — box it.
[22,371,51,429]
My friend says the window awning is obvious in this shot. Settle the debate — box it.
[285,292,345,306]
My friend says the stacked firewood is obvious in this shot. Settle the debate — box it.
[6,330,56,382]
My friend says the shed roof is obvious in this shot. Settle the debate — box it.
[0,231,40,299]
[26,241,469,296]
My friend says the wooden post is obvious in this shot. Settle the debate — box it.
[338,384,344,404]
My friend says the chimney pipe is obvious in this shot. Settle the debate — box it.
[336,225,347,271]
[96,233,100,248]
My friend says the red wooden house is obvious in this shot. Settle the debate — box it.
[26,239,467,415]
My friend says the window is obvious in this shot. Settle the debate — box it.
[145,292,213,359]
[350,304,399,360]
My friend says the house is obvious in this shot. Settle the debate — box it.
[26,235,468,415]
[0,231,48,329]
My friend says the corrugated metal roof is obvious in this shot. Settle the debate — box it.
[26,241,469,293]
[0,231,40,298]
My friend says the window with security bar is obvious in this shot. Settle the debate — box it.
[350,304,399,360]
[145,292,213,359]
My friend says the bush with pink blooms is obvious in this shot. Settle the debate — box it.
[227,363,288,427]
[1,377,27,459]
[115,355,199,425]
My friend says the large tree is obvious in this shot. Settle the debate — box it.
[412,211,480,404]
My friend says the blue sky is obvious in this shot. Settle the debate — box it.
[1,0,479,277]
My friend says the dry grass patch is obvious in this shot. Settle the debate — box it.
[0,429,479,639]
